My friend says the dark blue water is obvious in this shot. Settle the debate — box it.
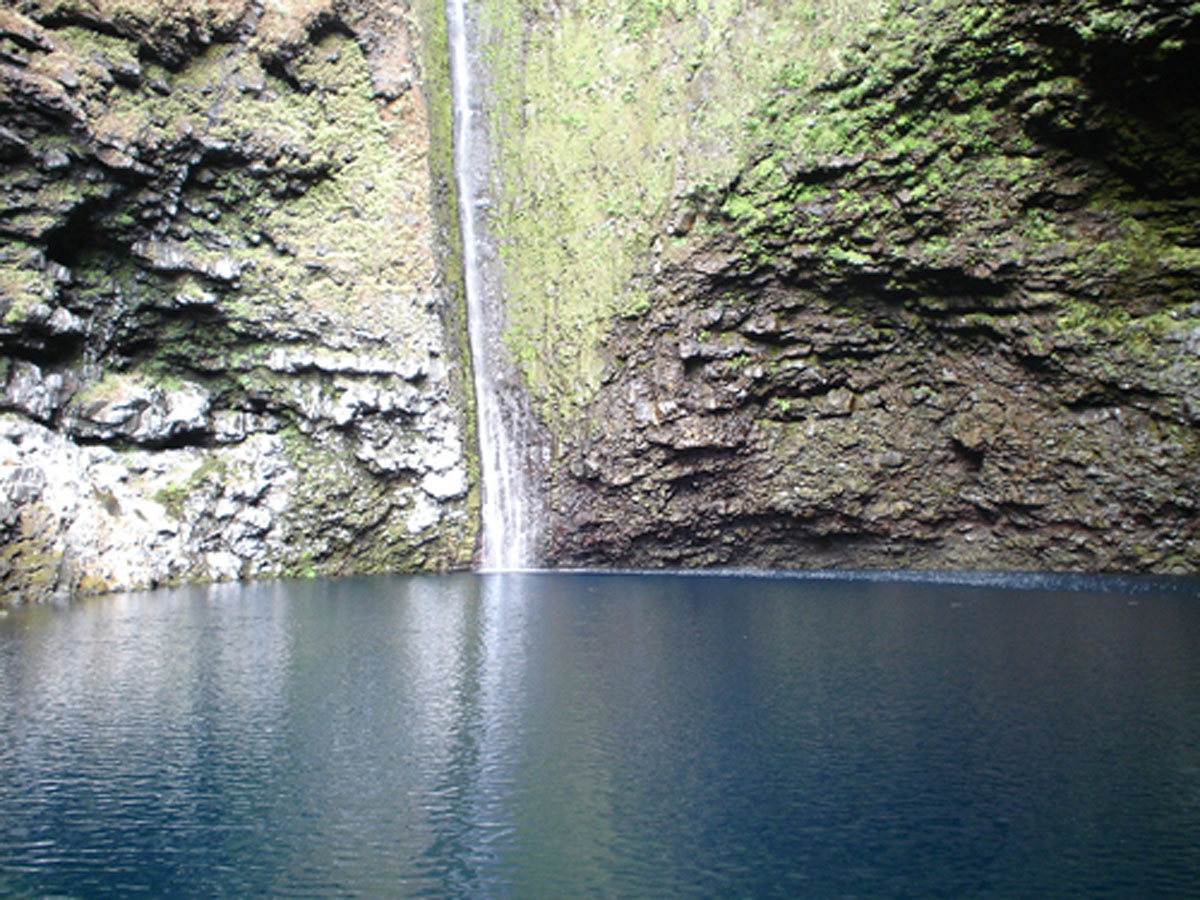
[1,571,1198,898]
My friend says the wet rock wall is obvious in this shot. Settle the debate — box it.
[0,0,476,603]
[479,0,1200,572]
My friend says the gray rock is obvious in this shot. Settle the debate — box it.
[66,377,211,444]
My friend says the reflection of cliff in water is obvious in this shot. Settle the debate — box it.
[2,571,1199,895]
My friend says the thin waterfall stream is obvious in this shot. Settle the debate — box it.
[447,0,541,570]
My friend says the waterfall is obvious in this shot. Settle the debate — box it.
[446,0,542,570]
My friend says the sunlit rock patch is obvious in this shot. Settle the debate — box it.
[0,0,474,602]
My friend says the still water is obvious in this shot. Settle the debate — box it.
[2,571,1199,898]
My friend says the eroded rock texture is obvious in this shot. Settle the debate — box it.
[4,0,1197,599]
[0,0,474,603]
[545,0,1200,572]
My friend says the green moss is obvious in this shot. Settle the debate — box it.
[53,25,141,69]
[154,454,228,519]
[480,0,890,432]
[0,503,64,606]
[0,273,49,324]
[274,424,472,575]
[1055,297,1197,361]
[826,245,874,267]
[27,21,447,361]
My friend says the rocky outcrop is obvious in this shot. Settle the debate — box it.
[0,0,475,603]
[507,0,1200,572]
[4,0,1197,598]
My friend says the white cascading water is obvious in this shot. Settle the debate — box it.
[447,0,540,570]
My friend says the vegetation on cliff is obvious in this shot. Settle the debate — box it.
[2,0,1197,599]
[0,0,476,603]
[481,0,1200,572]
[476,0,892,430]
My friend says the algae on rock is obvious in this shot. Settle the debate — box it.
[474,0,891,431]
[3,0,1198,598]
[0,0,477,603]
[506,0,1200,573]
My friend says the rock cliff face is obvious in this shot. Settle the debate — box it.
[0,0,476,603]
[3,0,1198,602]
[479,0,1200,572]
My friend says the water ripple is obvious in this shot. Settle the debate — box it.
[2,573,1199,898]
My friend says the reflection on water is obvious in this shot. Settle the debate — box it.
[1,572,1199,898]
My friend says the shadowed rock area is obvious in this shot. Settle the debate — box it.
[536,0,1200,572]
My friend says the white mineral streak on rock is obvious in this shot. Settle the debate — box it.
[3,361,69,420]
[406,493,440,533]
[265,347,426,381]
[0,413,300,595]
[422,467,467,500]
[131,239,243,282]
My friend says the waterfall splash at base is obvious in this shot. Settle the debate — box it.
[447,0,543,570]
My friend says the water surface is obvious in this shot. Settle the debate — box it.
[2,571,1198,898]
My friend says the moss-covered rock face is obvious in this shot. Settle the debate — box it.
[477,0,891,432]
[486,0,1200,572]
[0,0,476,604]
[5,0,1197,595]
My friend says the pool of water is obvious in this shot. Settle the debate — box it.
[2,571,1198,898]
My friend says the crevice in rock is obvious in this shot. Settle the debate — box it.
[950,437,985,471]
[36,13,130,45]
[0,339,83,372]
[42,201,113,270]
[72,427,216,452]
[1021,18,1200,197]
